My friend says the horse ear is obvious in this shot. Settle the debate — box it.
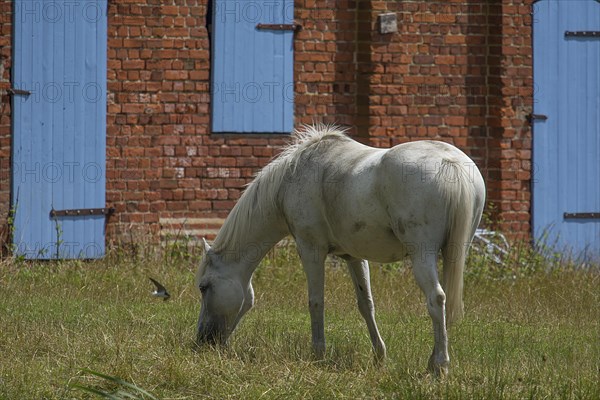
[202,237,211,254]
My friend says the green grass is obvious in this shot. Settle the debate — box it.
[0,243,598,399]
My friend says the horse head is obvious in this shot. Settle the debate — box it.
[195,238,251,346]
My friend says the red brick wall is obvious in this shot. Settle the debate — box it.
[0,0,534,248]
[490,1,534,237]
[108,0,534,240]
[0,0,12,251]
[351,0,534,236]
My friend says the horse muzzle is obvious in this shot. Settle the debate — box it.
[196,317,229,346]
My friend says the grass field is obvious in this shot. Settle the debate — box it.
[0,242,598,399]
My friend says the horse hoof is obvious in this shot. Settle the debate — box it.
[312,343,326,360]
[428,355,449,377]
[434,364,449,378]
[373,343,387,366]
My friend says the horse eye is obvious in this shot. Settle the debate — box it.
[199,284,209,293]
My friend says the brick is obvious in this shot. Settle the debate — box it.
[446,116,465,126]
[435,56,455,65]
[445,35,466,44]
[122,60,145,70]
[165,70,189,80]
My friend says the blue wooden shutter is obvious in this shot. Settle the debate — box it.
[211,0,294,133]
[532,0,600,262]
[12,0,108,259]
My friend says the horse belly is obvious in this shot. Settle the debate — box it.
[330,224,408,263]
[323,170,445,263]
[322,168,410,263]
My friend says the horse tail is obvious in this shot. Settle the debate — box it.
[436,159,480,326]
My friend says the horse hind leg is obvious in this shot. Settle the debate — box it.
[345,257,387,363]
[411,251,449,376]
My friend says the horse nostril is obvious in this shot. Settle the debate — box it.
[197,315,230,347]
[197,323,219,346]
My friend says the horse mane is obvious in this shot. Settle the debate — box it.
[211,125,349,257]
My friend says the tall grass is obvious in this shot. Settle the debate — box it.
[0,240,598,399]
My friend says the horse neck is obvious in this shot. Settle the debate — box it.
[214,205,288,282]
[211,150,293,280]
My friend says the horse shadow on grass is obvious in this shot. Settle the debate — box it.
[190,330,378,373]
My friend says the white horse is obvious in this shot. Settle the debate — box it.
[195,125,485,375]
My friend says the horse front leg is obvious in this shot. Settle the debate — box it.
[346,257,387,364]
[411,252,449,376]
[296,241,327,359]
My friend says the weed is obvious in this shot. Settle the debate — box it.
[71,369,159,400]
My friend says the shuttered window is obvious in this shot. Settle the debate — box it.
[211,0,294,133]
[12,0,108,259]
